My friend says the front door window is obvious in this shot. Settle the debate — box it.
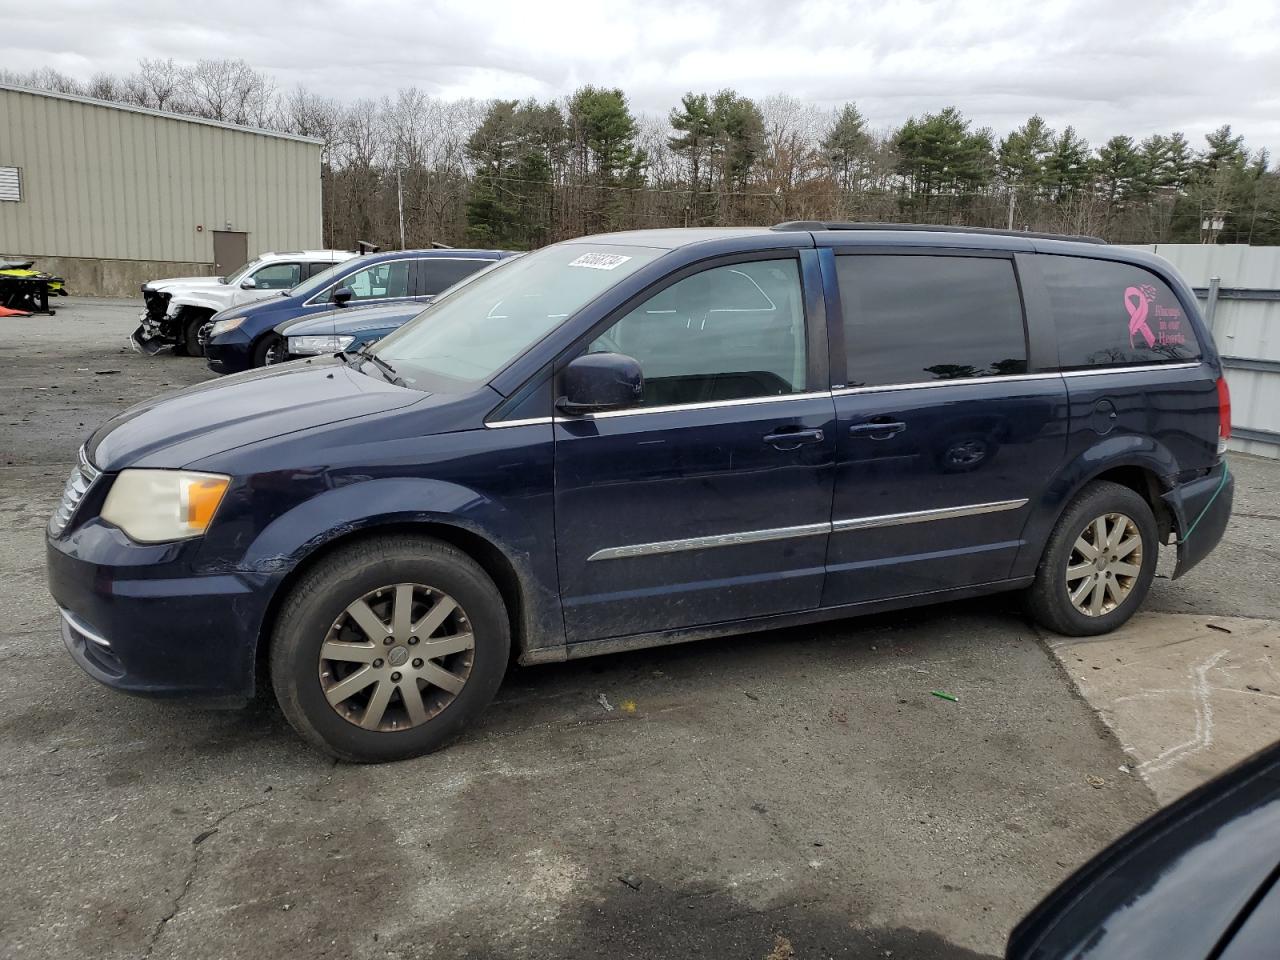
[587,259,807,407]
[338,261,412,302]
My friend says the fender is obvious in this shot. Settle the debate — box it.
[1010,433,1182,579]
[231,476,566,659]
[169,293,233,316]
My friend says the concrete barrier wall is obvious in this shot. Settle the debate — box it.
[3,254,213,298]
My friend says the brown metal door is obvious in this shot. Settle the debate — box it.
[211,231,249,276]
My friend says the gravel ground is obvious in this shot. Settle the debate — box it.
[0,298,1274,960]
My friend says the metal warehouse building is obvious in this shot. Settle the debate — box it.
[0,83,323,296]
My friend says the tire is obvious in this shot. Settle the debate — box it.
[177,311,211,357]
[269,535,510,762]
[253,333,286,367]
[1027,481,1159,637]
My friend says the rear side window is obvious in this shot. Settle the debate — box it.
[836,255,1027,387]
[1039,255,1201,368]
[419,259,489,295]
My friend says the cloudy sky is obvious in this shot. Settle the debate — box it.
[6,0,1279,153]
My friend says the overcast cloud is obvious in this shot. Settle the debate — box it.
[5,0,1279,153]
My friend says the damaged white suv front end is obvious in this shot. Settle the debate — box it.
[131,250,353,357]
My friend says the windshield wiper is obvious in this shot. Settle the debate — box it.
[345,346,406,387]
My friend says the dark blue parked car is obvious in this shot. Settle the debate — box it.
[47,224,1234,762]
[202,248,511,373]
[272,302,431,363]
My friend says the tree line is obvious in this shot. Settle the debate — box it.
[4,59,1277,250]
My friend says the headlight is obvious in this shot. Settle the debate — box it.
[288,334,356,355]
[101,470,230,543]
[208,316,246,338]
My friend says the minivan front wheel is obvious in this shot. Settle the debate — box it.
[270,535,510,762]
[1027,481,1158,636]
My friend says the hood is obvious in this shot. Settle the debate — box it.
[145,276,224,293]
[87,359,424,471]
[282,302,425,337]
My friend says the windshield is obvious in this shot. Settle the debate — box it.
[286,255,359,299]
[372,244,664,386]
[222,258,263,285]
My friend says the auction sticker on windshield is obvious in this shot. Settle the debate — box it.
[568,253,632,270]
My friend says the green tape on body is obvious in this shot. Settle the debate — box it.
[1179,460,1229,544]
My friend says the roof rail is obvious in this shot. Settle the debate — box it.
[770,221,1106,245]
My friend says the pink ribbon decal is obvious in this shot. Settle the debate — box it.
[1124,286,1155,349]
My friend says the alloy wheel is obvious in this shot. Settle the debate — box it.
[1064,512,1143,617]
[318,583,475,731]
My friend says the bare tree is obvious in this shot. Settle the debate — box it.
[133,58,183,111]
[181,58,275,125]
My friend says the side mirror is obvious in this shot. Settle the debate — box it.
[239,277,257,289]
[556,353,643,415]
[332,286,354,307]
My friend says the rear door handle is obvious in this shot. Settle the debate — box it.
[850,420,907,439]
[763,427,825,450]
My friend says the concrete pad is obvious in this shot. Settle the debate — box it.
[1048,613,1280,804]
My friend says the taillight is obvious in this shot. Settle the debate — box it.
[1216,375,1231,456]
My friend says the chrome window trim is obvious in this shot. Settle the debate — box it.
[831,372,1060,396]
[588,522,830,562]
[587,498,1029,561]
[489,363,1203,427]
[557,390,832,422]
[484,416,554,429]
[831,498,1028,533]
[1060,361,1202,378]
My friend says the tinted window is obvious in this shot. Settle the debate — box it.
[837,255,1027,386]
[1040,255,1201,368]
[251,262,301,290]
[305,260,335,279]
[420,259,490,295]
[587,259,806,407]
[338,261,412,302]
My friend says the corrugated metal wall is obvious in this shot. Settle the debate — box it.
[0,84,322,265]
[1125,243,1280,459]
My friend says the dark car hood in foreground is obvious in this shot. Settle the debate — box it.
[87,360,423,471]
[1008,740,1280,959]
[276,301,426,338]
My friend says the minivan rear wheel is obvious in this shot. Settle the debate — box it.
[1027,481,1158,636]
[269,535,510,762]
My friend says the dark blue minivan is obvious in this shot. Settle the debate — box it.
[46,224,1234,762]
[202,248,511,372]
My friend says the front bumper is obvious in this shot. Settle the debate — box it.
[129,311,180,354]
[204,330,254,374]
[47,525,273,702]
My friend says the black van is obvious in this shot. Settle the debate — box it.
[47,223,1234,762]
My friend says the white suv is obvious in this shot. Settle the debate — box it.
[132,250,354,356]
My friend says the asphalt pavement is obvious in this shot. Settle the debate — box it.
[1,299,1275,959]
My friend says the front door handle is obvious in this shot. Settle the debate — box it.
[763,427,825,450]
[850,420,907,440]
